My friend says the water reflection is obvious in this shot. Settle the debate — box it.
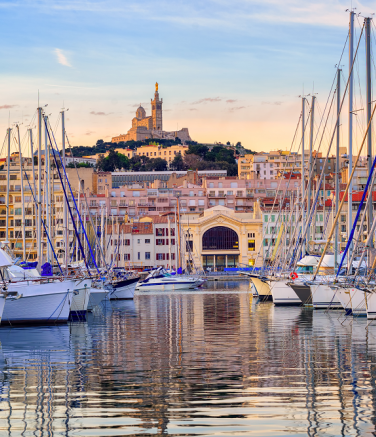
[0,284,376,435]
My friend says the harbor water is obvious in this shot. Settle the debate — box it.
[0,280,376,435]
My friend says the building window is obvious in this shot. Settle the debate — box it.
[137,239,140,244]
[248,240,255,251]
[145,252,150,260]
[138,252,140,260]
[202,226,238,250]
[156,239,165,245]
[145,239,150,244]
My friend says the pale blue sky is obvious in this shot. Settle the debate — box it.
[0,0,375,152]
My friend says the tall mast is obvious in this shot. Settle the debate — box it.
[348,10,355,268]
[101,205,104,268]
[76,181,81,262]
[335,69,341,273]
[177,196,182,270]
[6,129,11,244]
[366,17,373,252]
[308,96,315,242]
[174,206,178,270]
[168,217,171,269]
[29,129,36,197]
[44,116,51,263]
[16,125,26,261]
[61,110,68,273]
[301,97,306,257]
[37,108,42,267]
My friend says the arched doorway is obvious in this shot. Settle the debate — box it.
[202,226,239,271]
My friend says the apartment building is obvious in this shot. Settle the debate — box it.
[104,218,179,270]
[136,144,188,162]
[0,155,65,262]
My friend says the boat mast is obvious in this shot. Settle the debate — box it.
[101,205,104,268]
[6,128,11,244]
[335,69,341,273]
[76,181,80,262]
[61,110,68,273]
[174,206,178,270]
[366,17,373,259]
[348,10,355,269]
[301,97,306,258]
[16,125,26,261]
[29,129,36,198]
[37,107,42,267]
[307,96,315,243]
[168,216,171,269]
[44,116,51,263]
[177,196,182,270]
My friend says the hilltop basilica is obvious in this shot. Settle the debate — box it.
[112,83,192,143]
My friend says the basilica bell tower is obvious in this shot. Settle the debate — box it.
[151,82,163,131]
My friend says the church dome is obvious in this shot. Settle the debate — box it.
[136,105,146,120]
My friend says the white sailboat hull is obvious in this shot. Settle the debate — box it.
[87,288,107,311]
[366,292,376,319]
[70,279,92,319]
[270,279,301,306]
[349,288,367,317]
[108,277,139,299]
[310,283,342,309]
[250,277,272,299]
[2,280,76,324]
[336,287,367,316]
[136,277,200,292]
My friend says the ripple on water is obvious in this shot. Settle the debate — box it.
[0,282,374,435]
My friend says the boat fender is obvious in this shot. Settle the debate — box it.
[289,272,298,280]
[73,290,79,295]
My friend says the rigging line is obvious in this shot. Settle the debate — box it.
[287,90,338,270]
[264,106,313,264]
[23,171,63,274]
[311,31,349,152]
[297,34,365,275]
[44,119,94,275]
[252,113,303,270]
[64,132,109,272]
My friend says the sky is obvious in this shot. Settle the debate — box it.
[0,0,375,154]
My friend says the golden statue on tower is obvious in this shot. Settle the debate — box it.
[155,82,158,92]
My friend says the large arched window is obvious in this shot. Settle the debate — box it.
[202,226,239,250]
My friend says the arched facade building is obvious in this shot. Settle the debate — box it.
[181,205,263,270]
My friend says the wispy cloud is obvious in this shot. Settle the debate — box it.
[85,131,94,136]
[0,105,17,110]
[229,106,246,112]
[226,99,237,103]
[189,108,198,111]
[192,97,221,104]
[90,111,112,116]
[54,48,72,67]
[262,101,283,105]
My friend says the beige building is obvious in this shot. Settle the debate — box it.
[112,83,192,143]
[0,156,65,262]
[136,144,188,162]
[180,205,263,270]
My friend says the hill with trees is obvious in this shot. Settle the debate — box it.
[70,138,255,176]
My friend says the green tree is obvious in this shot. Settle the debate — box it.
[186,144,209,159]
[145,158,168,172]
[170,153,187,171]
[97,150,130,171]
